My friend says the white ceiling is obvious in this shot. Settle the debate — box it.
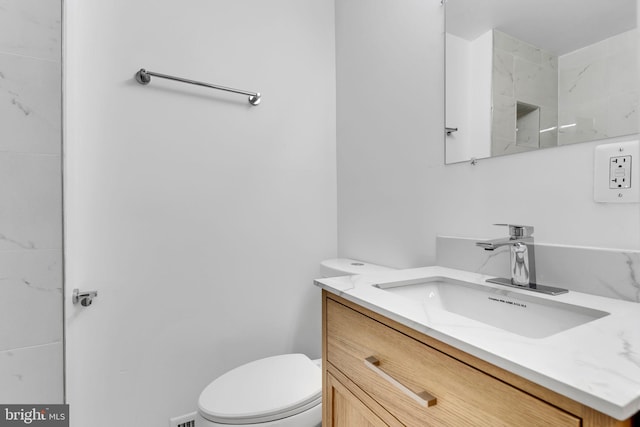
[445,0,637,55]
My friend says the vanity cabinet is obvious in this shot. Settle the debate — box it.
[322,291,632,427]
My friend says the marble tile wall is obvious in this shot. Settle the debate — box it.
[437,236,640,303]
[558,29,639,146]
[0,0,63,403]
[491,30,558,156]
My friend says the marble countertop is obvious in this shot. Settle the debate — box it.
[315,266,640,420]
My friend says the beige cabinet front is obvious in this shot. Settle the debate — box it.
[324,296,582,426]
[326,371,389,427]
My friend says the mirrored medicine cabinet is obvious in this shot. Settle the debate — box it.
[445,0,639,164]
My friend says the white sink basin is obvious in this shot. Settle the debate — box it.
[375,277,609,338]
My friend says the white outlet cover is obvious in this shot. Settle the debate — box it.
[594,140,640,203]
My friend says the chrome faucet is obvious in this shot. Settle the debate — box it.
[476,224,534,286]
[475,224,567,295]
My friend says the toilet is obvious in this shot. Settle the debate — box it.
[195,258,394,427]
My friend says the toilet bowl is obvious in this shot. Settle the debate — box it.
[195,354,322,427]
[196,258,394,427]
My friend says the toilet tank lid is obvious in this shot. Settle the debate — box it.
[320,258,395,277]
[198,354,321,424]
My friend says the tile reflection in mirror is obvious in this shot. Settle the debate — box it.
[445,0,639,164]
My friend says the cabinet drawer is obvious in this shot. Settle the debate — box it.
[326,299,580,427]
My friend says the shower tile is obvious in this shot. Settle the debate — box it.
[492,49,514,98]
[606,28,638,56]
[607,92,639,139]
[494,30,541,65]
[541,51,557,71]
[559,57,607,106]
[562,99,609,145]
[0,249,62,351]
[514,57,557,107]
[0,342,63,403]
[492,30,558,156]
[560,37,608,69]
[0,153,62,251]
[491,94,516,141]
[558,28,639,144]
[0,52,61,155]
[606,42,639,95]
[0,0,61,61]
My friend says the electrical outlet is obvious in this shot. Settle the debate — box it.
[609,155,631,189]
[594,140,640,203]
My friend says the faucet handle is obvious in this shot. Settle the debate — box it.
[493,224,534,239]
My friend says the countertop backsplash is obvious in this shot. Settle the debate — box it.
[436,236,640,303]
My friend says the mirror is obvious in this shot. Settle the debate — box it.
[445,0,639,164]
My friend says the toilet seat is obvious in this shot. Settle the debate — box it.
[198,354,322,425]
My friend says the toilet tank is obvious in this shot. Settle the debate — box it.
[320,258,395,278]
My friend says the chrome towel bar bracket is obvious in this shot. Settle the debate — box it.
[135,68,261,106]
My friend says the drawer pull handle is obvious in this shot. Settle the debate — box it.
[364,356,437,407]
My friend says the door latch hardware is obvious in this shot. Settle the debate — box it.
[72,289,98,307]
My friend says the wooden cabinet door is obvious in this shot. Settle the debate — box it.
[326,371,388,427]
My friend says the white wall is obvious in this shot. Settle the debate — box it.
[337,0,640,269]
[445,33,471,163]
[64,0,336,425]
